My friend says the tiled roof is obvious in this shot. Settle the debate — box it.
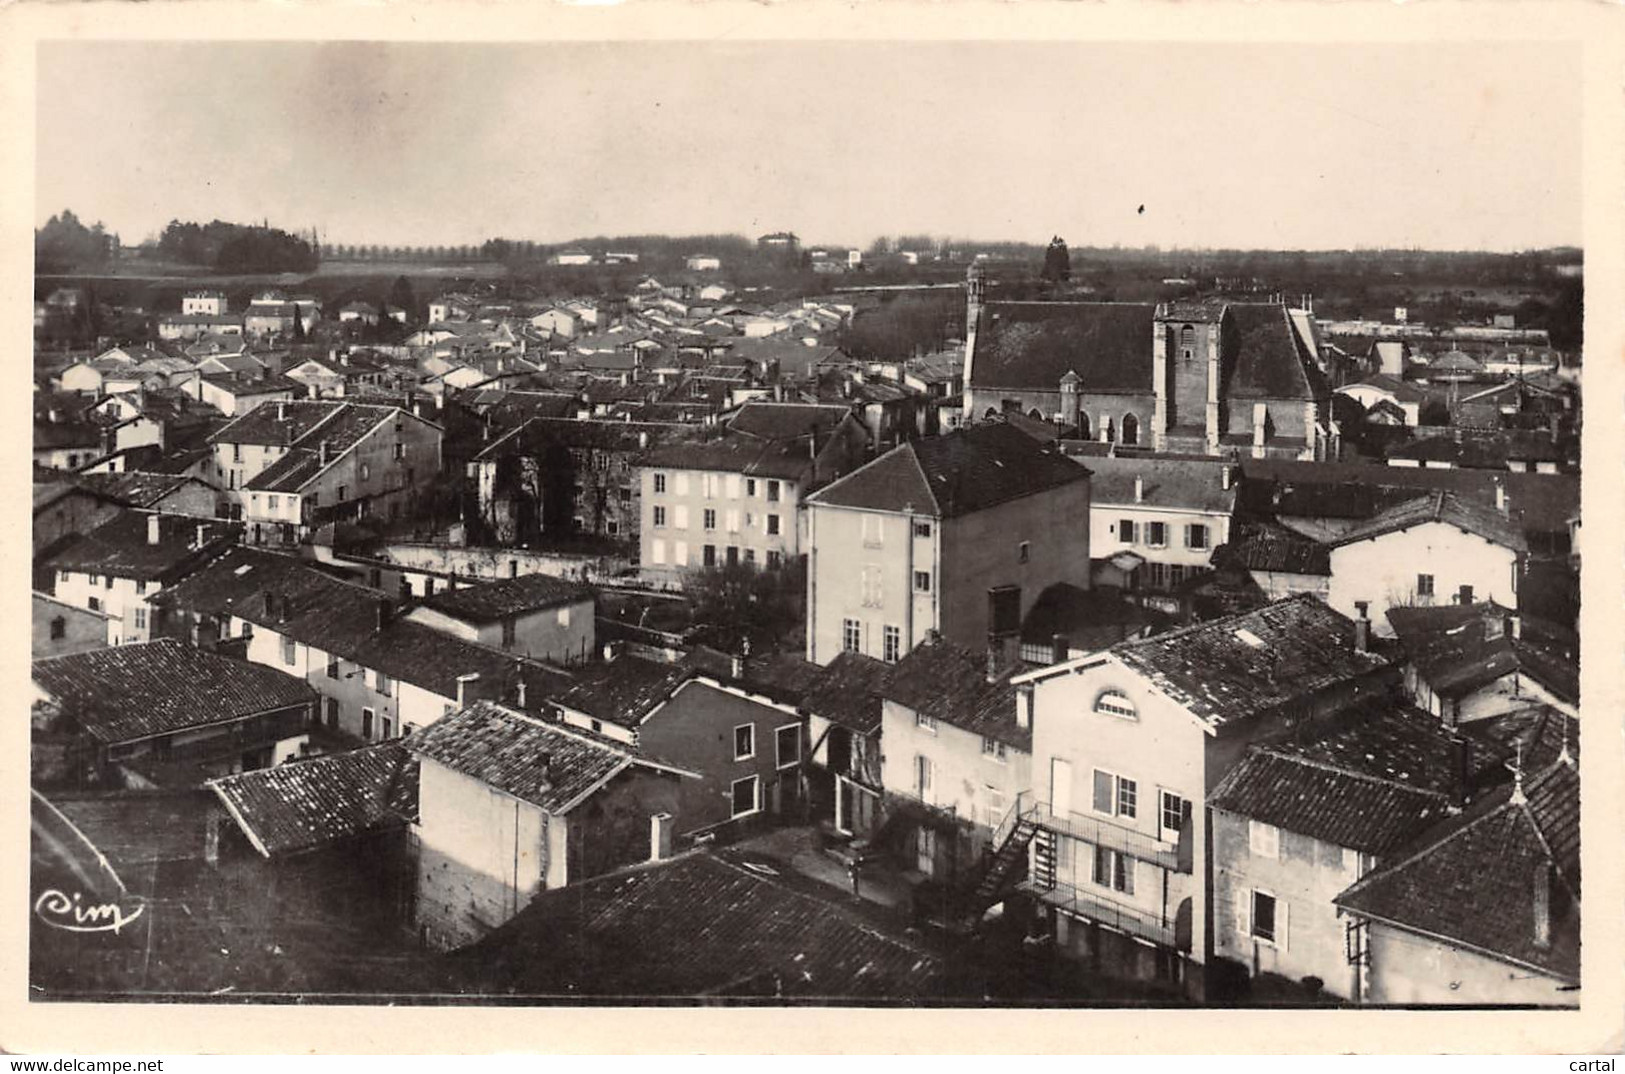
[970,302,1155,392]
[799,651,893,735]
[446,850,941,999]
[807,422,1087,518]
[726,402,853,441]
[45,510,234,582]
[211,399,351,446]
[414,572,591,623]
[242,404,400,493]
[1330,490,1528,553]
[1334,760,1579,983]
[1219,519,1330,576]
[406,700,662,814]
[1019,582,1156,653]
[1080,454,1238,513]
[207,743,418,858]
[1112,595,1392,729]
[1210,749,1451,857]
[75,471,211,509]
[552,654,692,728]
[640,428,826,483]
[880,636,1026,751]
[1225,303,1325,402]
[472,416,688,461]
[1387,603,1577,706]
[1343,373,1428,404]
[33,638,318,745]
[34,420,103,450]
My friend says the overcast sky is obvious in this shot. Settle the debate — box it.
[36,40,1581,252]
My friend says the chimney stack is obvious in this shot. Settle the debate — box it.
[277,401,286,422]
[375,596,391,630]
[1494,478,1507,515]
[1354,605,1371,653]
[262,589,276,618]
[1134,475,1144,503]
[147,513,162,546]
[516,678,528,710]
[1509,613,1522,640]
[1051,633,1069,666]
[319,439,331,467]
[1221,464,1233,491]
[456,672,480,708]
[649,812,675,863]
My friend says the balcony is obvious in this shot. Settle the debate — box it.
[1021,877,1180,949]
[1026,798,1185,873]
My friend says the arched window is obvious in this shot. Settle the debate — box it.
[984,407,1001,421]
[1121,413,1140,446]
[1028,408,1044,421]
[1103,417,1115,442]
[1095,689,1137,720]
[1180,324,1196,363]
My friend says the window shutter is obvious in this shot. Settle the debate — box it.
[1234,888,1251,939]
[1093,770,1114,813]
[1278,899,1289,951]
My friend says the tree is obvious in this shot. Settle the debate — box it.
[686,558,807,655]
[1041,235,1072,282]
[389,275,417,321]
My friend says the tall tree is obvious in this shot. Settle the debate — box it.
[389,275,417,321]
[1041,235,1072,282]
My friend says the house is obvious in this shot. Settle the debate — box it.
[551,654,806,841]
[1325,491,1526,628]
[33,470,126,573]
[1216,518,1331,602]
[804,421,1092,665]
[153,545,573,745]
[72,470,220,519]
[45,510,236,644]
[1386,603,1578,724]
[33,591,114,657]
[1070,454,1239,596]
[549,249,594,266]
[438,849,943,999]
[195,373,299,417]
[209,399,443,542]
[427,294,476,324]
[403,571,595,664]
[1007,595,1396,998]
[1335,374,1427,426]
[876,635,1032,904]
[156,313,245,342]
[801,651,894,839]
[1207,700,1468,1000]
[963,268,1332,460]
[529,307,583,338]
[406,698,693,950]
[284,351,396,399]
[33,419,106,471]
[639,402,869,584]
[338,301,380,326]
[1334,757,1578,1005]
[1414,349,1485,385]
[32,639,318,787]
[1016,582,1157,663]
[685,254,722,272]
[471,417,689,548]
[182,290,228,316]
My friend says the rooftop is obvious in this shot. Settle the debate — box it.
[1111,595,1392,730]
[807,421,1088,519]
[207,742,418,858]
[551,653,691,728]
[880,635,1026,751]
[413,571,592,623]
[1334,759,1579,984]
[1218,518,1331,577]
[727,401,854,442]
[45,510,234,582]
[970,301,1155,393]
[33,638,318,745]
[798,651,894,735]
[1330,490,1528,553]
[1019,582,1157,653]
[1076,454,1239,513]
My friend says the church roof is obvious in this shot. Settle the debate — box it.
[969,302,1155,394]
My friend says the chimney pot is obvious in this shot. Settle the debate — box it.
[649,811,675,863]
[147,513,162,546]
[1134,475,1144,503]
[516,678,528,709]
[456,672,480,708]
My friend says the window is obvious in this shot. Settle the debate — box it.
[726,475,741,498]
[653,473,667,494]
[674,541,689,566]
[914,570,931,593]
[986,785,1006,828]
[1239,889,1284,946]
[1092,846,1136,895]
[360,463,371,481]
[501,618,516,647]
[1092,769,1136,818]
[653,505,667,528]
[1417,573,1434,598]
[766,514,781,536]
[913,520,932,538]
[703,508,717,531]
[376,671,393,698]
[916,711,937,733]
[766,480,780,502]
[1094,690,1137,720]
[775,724,800,769]
[361,707,375,740]
[861,566,884,607]
[883,625,901,663]
[327,657,340,679]
[233,444,242,463]
[1249,819,1280,859]
[1120,519,1138,544]
[914,754,934,798]
[135,579,148,595]
[394,442,405,460]
[725,509,739,533]
[1018,541,1030,563]
[1147,521,1167,547]
[268,495,279,510]
[733,723,755,761]
[49,616,65,640]
[674,474,690,496]
[1458,584,1474,604]
[766,550,782,569]
[746,478,757,497]
[1186,523,1210,550]
[337,485,347,501]
[1160,792,1187,841]
[861,514,883,546]
[673,505,689,529]
[133,606,148,631]
[731,775,759,818]
[981,736,1008,762]
[842,618,862,653]
[703,544,717,567]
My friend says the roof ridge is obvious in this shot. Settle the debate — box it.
[1336,781,1524,903]
[1253,743,1455,801]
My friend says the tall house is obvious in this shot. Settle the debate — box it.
[637,402,868,584]
[804,422,1091,666]
[962,266,1332,460]
[1008,595,1395,999]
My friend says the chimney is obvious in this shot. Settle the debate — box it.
[1133,475,1144,503]
[1353,604,1371,653]
[1016,686,1033,732]
[731,652,745,680]
[193,523,207,549]
[319,439,331,467]
[262,589,275,618]
[456,672,480,707]
[1051,633,1069,666]
[649,812,675,863]
[516,678,528,710]
[277,401,286,421]
[147,513,162,546]
[278,592,292,623]
[375,596,392,630]
[308,381,319,400]
[1221,464,1233,491]
[1532,862,1552,950]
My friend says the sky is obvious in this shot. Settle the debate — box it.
[36,40,1582,253]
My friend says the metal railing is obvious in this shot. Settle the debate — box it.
[1025,797,1185,873]
[1023,877,1179,948]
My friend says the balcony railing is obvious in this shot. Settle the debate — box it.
[1021,877,1179,949]
[1025,797,1185,873]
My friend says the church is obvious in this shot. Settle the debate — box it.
[961,265,1335,460]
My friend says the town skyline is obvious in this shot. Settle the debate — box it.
[38,40,1580,254]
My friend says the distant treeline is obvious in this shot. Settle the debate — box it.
[36,210,120,275]
[158,219,319,274]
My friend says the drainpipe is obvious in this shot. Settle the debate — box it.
[903,504,915,652]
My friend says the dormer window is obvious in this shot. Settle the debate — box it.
[1094,689,1137,721]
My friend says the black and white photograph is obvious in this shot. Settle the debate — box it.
[12,6,1619,1052]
